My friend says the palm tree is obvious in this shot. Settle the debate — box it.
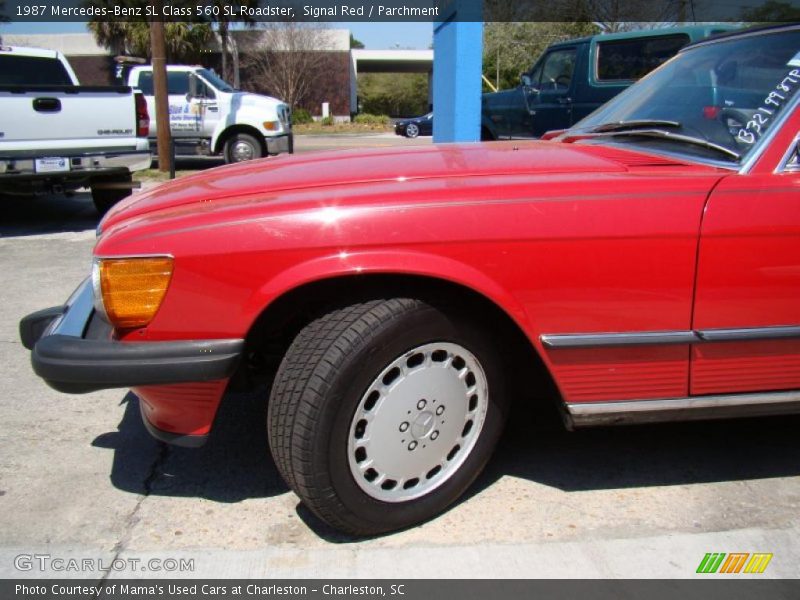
[87,20,133,57]
[86,0,212,62]
[88,20,212,62]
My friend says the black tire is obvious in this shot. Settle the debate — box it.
[91,174,133,215]
[267,298,509,535]
[223,132,264,164]
[405,123,420,138]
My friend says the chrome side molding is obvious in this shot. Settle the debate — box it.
[541,325,800,349]
[565,390,800,428]
[541,331,696,348]
[696,326,800,342]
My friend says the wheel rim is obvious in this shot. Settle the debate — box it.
[231,140,256,162]
[347,342,489,503]
[406,123,419,137]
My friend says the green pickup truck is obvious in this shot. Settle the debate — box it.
[481,25,737,140]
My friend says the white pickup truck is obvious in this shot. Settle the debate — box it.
[126,65,293,163]
[0,46,151,213]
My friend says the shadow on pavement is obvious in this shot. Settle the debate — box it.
[300,395,800,543]
[94,387,288,503]
[97,378,800,543]
[0,192,100,238]
[479,394,800,494]
[153,156,225,171]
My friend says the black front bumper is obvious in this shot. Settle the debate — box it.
[20,279,244,395]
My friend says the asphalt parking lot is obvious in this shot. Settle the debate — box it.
[1,134,798,580]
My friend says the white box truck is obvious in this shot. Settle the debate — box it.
[127,65,293,163]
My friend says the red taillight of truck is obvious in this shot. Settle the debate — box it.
[135,92,150,137]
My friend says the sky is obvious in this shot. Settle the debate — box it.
[0,20,434,50]
[343,21,433,49]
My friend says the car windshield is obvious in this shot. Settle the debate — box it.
[570,28,800,165]
[198,68,235,92]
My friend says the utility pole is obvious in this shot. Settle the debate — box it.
[150,3,172,173]
[496,47,499,90]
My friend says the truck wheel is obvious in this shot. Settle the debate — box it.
[223,133,263,163]
[91,174,133,215]
[267,298,508,535]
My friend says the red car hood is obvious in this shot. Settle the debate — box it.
[102,141,685,229]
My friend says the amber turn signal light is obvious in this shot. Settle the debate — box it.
[93,257,173,329]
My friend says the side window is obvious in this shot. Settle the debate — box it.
[196,79,216,100]
[526,60,543,88]
[166,71,190,95]
[136,71,154,95]
[136,72,215,99]
[538,49,577,92]
[596,35,689,82]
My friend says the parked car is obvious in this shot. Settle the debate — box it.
[0,46,151,213]
[126,65,292,163]
[481,25,736,140]
[395,112,433,138]
[21,25,800,535]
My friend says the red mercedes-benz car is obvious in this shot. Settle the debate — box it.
[21,26,800,535]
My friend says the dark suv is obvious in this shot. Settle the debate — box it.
[481,25,736,140]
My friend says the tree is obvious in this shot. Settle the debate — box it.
[743,0,800,23]
[584,0,691,31]
[241,23,336,109]
[350,34,365,49]
[483,22,598,91]
[86,21,132,57]
[89,21,212,62]
[86,2,213,63]
[358,73,429,117]
[484,0,693,31]
[86,0,212,62]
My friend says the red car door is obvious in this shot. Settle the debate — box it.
[691,113,800,395]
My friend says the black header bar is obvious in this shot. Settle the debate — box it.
[2,0,800,23]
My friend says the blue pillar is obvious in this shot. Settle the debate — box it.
[432,1,483,143]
